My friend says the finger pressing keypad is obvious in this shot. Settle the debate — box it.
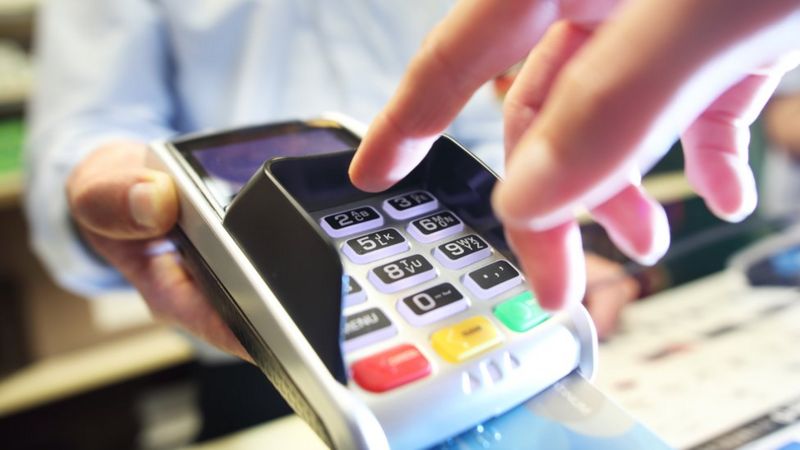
[313,190,548,394]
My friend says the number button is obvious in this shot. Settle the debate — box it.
[433,234,492,269]
[343,307,397,352]
[344,276,367,307]
[407,211,464,243]
[351,344,431,393]
[320,206,383,238]
[431,316,503,363]
[397,283,469,326]
[382,191,439,220]
[343,228,409,264]
[463,260,522,300]
[368,254,436,293]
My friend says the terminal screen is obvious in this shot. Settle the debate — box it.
[185,126,358,207]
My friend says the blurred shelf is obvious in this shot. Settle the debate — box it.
[577,171,695,224]
[643,171,695,205]
[0,101,23,116]
[0,170,21,208]
[0,39,33,105]
[0,0,37,15]
[0,3,35,46]
[0,326,194,417]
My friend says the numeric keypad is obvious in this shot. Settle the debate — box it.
[314,191,545,395]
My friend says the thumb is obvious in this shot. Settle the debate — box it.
[67,142,178,240]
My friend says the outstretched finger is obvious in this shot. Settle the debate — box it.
[682,71,784,222]
[590,181,670,266]
[506,220,585,311]
[349,0,562,192]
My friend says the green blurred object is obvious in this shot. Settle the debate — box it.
[493,291,549,333]
[0,117,23,174]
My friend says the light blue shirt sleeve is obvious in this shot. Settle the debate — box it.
[24,0,177,296]
[24,0,506,299]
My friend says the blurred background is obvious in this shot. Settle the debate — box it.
[0,2,209,449]
[2,1,800,449]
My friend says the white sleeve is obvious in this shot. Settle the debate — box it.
[24,0,177,296]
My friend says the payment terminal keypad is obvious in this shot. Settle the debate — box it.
[314,190,549,393]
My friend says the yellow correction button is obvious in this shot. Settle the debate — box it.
[431,316,503,363]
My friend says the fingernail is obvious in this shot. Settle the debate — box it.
[129,182,160,229]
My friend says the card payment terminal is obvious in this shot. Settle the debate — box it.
[147,115,598,449]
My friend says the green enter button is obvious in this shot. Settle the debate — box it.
[493,291,549,332]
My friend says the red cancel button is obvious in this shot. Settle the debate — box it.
[352,344,431,393]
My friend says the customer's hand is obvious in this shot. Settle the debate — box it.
[67,141,250,361]
[350,0,800,310]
